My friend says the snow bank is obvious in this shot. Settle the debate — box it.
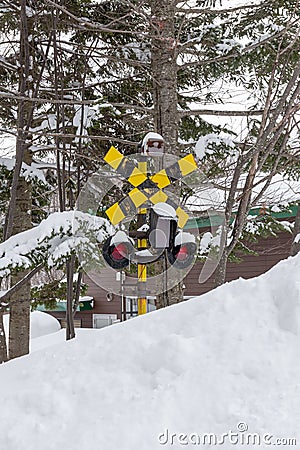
[30,311,61,339]
[3,311,61,339]
[0,254,300,449]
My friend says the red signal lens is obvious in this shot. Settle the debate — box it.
[111,243,128,261]
[103,236,133,269]
[175,245,189,261]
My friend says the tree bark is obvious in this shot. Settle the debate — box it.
[151,1,184,307]
[8,177,32,359]
[214,250,229,288]
[66,255,76,340]
[8,0,33,360]
[214,154,260,287]
[0,312,8,363]
[151,0,178,152]
[213,156,243,287]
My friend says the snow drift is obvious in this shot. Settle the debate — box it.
[3,311,61,339]
[0,254,300,449]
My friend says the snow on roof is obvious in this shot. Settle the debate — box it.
[79,296,93,302]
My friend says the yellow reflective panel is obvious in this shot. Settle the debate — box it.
[104,146,124,170]
[178,154,197,176]
[176,207,189,228]
[105,202,125,225]
[138,263,147,282]
[138,297,147,315]
[149,190,168,204]
[138,161,147,175]
[128,167,148,187]
[128,188,148,208]
[151,169,170,189]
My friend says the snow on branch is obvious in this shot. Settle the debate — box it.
[0,211,113,278]
[194,133,236,160]
[0,157,48,185]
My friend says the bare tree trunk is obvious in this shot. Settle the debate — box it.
[291,203,300,256]
[52,9,67,212]
[9,281,31,359]
[214,154,259,287]
[151,0,178,152]
[151,0,183,307]
[214,250,229,288]
[1,264,43,361]
[73,271,83,316]
[0,312,8,363]
[213,155,243,287]
[213,57,300,287]
[9,176,32,359]
[66,255,76,340]
[8,0,33,360]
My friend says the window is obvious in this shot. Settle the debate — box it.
[125,296,156,320]
[60,319,81,328]
[93,314,118,329]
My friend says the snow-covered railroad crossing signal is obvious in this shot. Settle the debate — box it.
[103,146,197,228]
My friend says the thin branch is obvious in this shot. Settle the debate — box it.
[0,56,17,71]
[29,130,139,145]
[0,91,153,113]
[0,128,17,136]
[176,3,264,15]
[179,108,266,117]
[0,264,43,306]
[0,90,96,105]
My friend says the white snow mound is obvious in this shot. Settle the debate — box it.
[30,311,61,339]
[0,254,300,450]
[3,311,61,339]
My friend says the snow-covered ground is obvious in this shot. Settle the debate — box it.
[0,254,300,449]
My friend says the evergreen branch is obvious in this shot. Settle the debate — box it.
[44,0,147,36]
[179,20,299,61]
